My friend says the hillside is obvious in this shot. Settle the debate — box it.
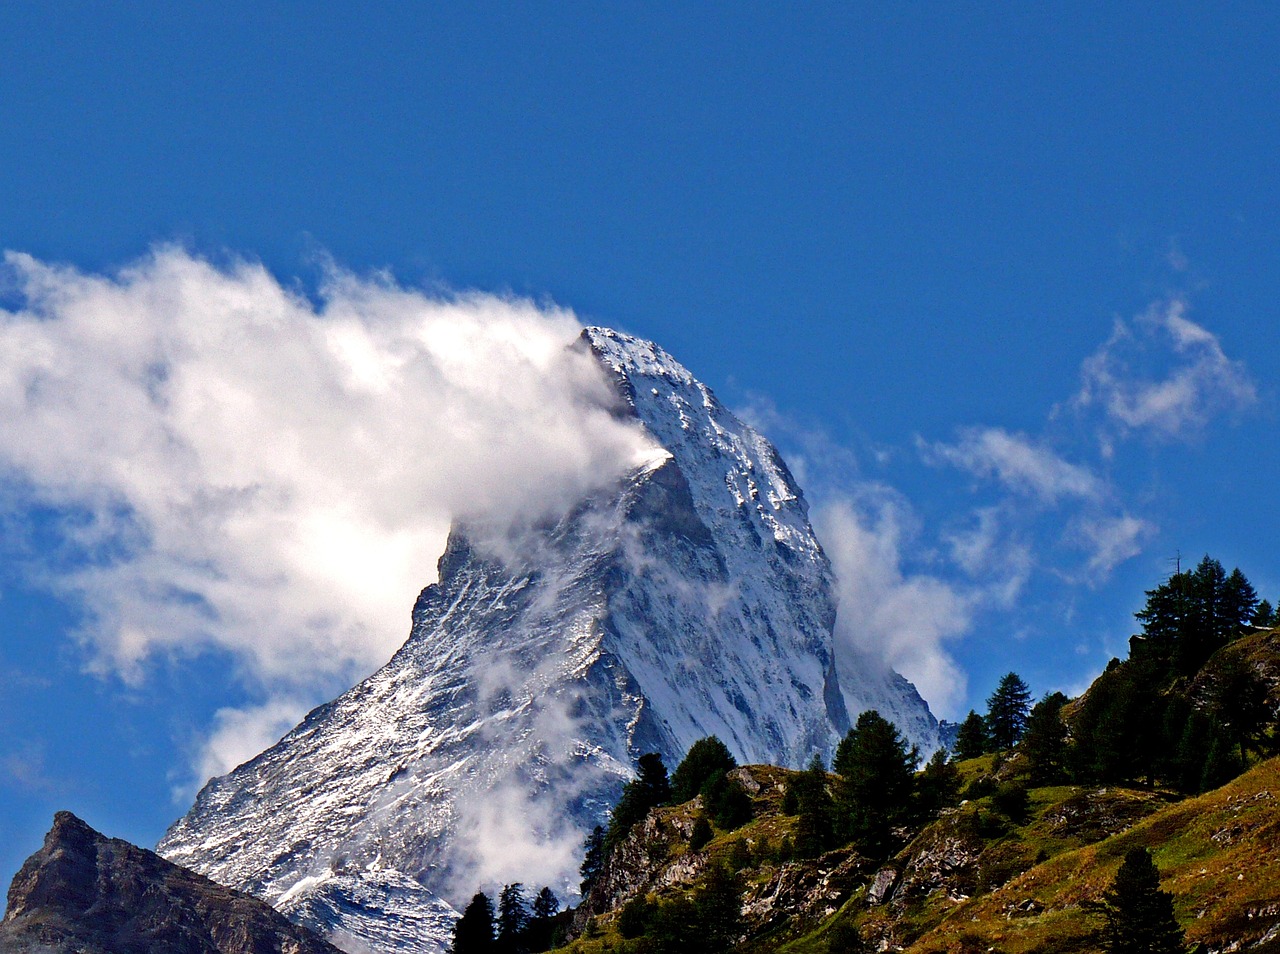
[547,755,1280,954]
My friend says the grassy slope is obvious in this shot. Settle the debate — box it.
[898,757,1280,952]
[551,757,1280,953]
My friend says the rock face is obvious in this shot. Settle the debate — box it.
[159,327,940,954]
[0,812,341,954]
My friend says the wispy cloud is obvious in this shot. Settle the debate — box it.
[0,247,654,786]
[814,494,972,718]
[923,427,1101,503]
[1068,513,1153,577]
[1,742,56,792]
[1071,297,1256,442]
[177,698,309,801]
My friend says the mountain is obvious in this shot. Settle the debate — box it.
[0,812,342,954]
[158,327,940,954]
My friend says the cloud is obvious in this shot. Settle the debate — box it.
[941,507,1032,608]
[814,495,972,718]
[1068,513,1153,577]
[923,427,1101,503]
[0,247,656,783]
[1,742,56,792]
[179,698,309,801]
[1071,297,1256,440]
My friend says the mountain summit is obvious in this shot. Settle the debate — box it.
[158,327,939,954]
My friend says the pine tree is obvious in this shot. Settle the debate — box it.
[531,886,558,920]
[696,863,744,953]
[579,825,605,895]
[833,709,917,857]
[791,753,835,858]
[986,672,1032,750]
[606,752,671,848]
[669,736,736,803]
[689,815,713,850]
[953,710,990,759]
[1090,847,1185,954]
[452,892,496,954]
[1020,692,1070,784]
[1137,557,1259,676]
[915,747,962,819]
[495,883,528,954]
[1068,660,1162,784]
[1252,599,1276,627]
[524,887,559,953]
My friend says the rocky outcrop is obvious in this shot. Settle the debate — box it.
[0,812,342,954]
[742,849,872,933]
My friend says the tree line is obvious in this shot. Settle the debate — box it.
[954,555,1278,794]
[451,884,562,954]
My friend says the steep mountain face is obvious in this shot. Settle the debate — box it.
[0,812,342,954]
[158,328,940,954]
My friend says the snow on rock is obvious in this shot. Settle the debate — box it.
[158,327,940,954]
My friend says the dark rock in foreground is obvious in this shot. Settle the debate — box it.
[0,811,343,954]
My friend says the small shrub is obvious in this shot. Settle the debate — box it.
[618,896,654,939]
[991,782,1031,824]
[963,775,997,801]
[777,835,794,862]
[689,816,713,851]
[727,837,752,871]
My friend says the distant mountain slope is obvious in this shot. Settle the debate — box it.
[159,327,940,954]
[0,812,341,954]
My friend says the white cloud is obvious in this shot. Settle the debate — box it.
[1072,297,1256,440]
[0,248,656,782]
[941,507,1032,608]
[1068,513,1152,577]
[814,495,971,718]
[182,698,309,799]
[924,427,1101,503]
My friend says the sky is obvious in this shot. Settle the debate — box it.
[2,2,1279,889]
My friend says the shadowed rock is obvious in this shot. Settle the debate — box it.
[0,811,343,954]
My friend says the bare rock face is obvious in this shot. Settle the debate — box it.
[0,812,342,954]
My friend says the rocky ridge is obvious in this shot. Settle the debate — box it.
[0,812,342,954]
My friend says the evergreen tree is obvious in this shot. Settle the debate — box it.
[1020,692,1070,784]
[452,892,496,954]
[1089,847,1185,954]
[606,752,671,848]
[689,815,714,851]
[578,826,605,895]
[669,736,737,803]
[915,747,962,819]
[523,887,559,952]
[1172,709,1214,793]
[696,863,744,953]
[1203,653,1271,757]
[1136,556,1258,676]
[1068,659,1162,784]
[701,771,754,830]
[1252,599,1276,627]
[1220,567,1259,637]
[833,709,918,857]
[531,886,559,920]
[791,754,835,858]
[986,672,1032,750]
[954,710,990,759]
[495,883,528,954]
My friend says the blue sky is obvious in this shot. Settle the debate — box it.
[2,3,1278,887]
